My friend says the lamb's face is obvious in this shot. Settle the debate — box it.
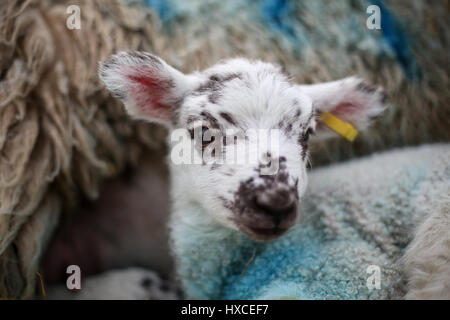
[171,60,315,240]
[99,51,387,241]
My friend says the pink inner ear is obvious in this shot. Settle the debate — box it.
[125,66,173,120]
[316,102,362,132]
[332,102,360,120]
[327,101,368,128]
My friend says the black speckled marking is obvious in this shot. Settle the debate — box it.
[356,81,377,93]
[219,112,237,126]
[128,51,162,65]
[141,277,153,288]
[194,73,242,105]
[200,111,220,129]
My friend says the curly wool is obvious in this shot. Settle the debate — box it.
[0,0,168,299]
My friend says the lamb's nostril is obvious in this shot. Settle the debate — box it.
[255,201,296,219]
[253,190,297,219]
[238,189,298,240]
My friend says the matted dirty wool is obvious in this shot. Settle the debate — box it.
[0,0,168,299]
[0,0,448,298]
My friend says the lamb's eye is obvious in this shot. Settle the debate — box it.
[303,128,314,143]
[201,126,215,146]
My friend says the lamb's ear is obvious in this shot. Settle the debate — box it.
[298,76,387,138]
[99,51,197,126]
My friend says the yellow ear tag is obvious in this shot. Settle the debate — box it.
[320,112,358,142]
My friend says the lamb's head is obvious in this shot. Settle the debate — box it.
[99,51,386,241]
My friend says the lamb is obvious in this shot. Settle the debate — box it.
[99,51,449,299]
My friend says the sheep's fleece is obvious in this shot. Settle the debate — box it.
[61,144,449,300]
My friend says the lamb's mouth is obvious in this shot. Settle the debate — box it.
[238,224,290,241]
[226,188,299,241]
[234,209,298,241]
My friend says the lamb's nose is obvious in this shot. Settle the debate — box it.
[254,188,297,222]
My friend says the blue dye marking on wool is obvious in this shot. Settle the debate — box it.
[372,0,417,78]
[144,0,176,24]
[261,0,296,39]
[223,228,325,299]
